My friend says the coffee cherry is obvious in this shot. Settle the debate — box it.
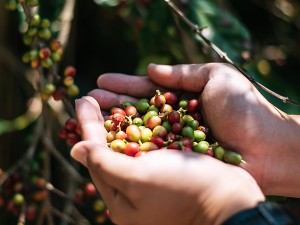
[38,28,51,40]
[40,19,51,28]
[186,99,200,112]
[179,99,188,108]
[5,0,18,10]
[13,193,25,205]
[50,40,61,51]
[146,115,161,129]
[135,100,149,113]
[111,139,126,152]
[26,0,39,7]
[132,117,143,126]
[51,52,62,62]
[193,141,209,153]
[126,125,141,142]
[64,66,76,77]
[152,125,167,139]
[167,110,180,124]
[160,104,172,113]
[112,112,126,125]
[67,84,80,96]
[125,105,137,117]
[124,142,140,156]
[42,83,56,96]
[171,122,182,134]
[84,182,97,197]
[30,14,41,26]
[115,130,127,140]
[64,76,74,87]
[187,120,199,130]
[41,58,53,68]
[106,131,116,142]
[150,136,164,148]
[65,118,78,131]
[112,107,126,116]
[141,128,152,143]
[93,199,106,212]
[39,47,51,59]
[182,126,194,140]
[193,130,206,142]
[163,91,178,105]
[139,142,158,151]
[166,133,176,142]
[223,151,242,165]
[182,114,194,124]
[168,142,181,150]
[213,146,225,160]
[162,120,172,133]
[143,110,158,125]
[23,34,33,46]
[52,87,66,101]
[154,93,166,107]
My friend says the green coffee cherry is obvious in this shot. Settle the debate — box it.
[213,146,225,161]
[193,141,209,154]
[26,0,39,7]
[223,151,243,165]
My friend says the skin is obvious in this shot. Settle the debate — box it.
[72,96,264,225]
[71,63,300,224]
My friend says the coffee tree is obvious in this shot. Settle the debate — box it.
[1,0,300,224]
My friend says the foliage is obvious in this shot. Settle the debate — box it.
[1,0,300,224]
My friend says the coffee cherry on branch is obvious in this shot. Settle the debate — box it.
[64,66,77,77]
[39,47,51,59]
[26,0,39,7]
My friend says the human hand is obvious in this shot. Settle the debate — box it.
[71,96,265,225]
[88,63,300,197]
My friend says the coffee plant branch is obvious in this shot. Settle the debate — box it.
[164,0,300,107]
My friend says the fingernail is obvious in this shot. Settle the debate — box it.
[71,144,87,167]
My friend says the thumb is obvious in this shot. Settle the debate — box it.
[147,63,209,92]
[71,140,111,167]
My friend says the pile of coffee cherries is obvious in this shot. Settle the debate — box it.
[104,90,243,165]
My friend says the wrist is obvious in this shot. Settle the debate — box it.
[261,114,300,197]
[191,167,265,225]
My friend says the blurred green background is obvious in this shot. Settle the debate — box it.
[0,0,300,224]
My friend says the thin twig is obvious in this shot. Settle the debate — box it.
[46,182,81,204]
[164,0,300,106]
[71,206,91,225]
[20,3,32,21]
[51,206,80,225]
[17,203,27,225]
[43,136,84,183]
[0,116,43,185]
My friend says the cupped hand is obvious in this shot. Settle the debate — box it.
[88,63,300,197]
[71,96,264,225]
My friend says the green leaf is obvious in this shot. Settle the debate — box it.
[187,0,251,63]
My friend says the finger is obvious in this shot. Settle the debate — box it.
[75,97,107,143]
[71,141,136,224]
[147,63,210,92]
[96,73,168,98]
[88,89,139,111]
[85,142,136,192]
